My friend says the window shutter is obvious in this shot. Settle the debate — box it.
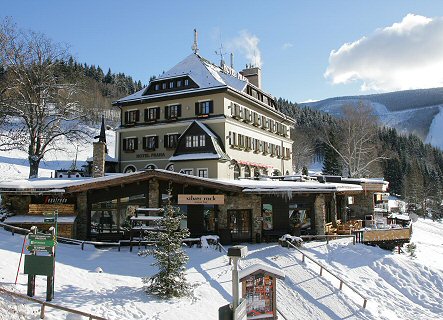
[124,112,129,124]
[144,109,148,122]
[165,106,169,119]
[209,101,214,113]
[164,135,168,148]
[156,107,160,119]
[154,136,159,148]
[177,105,182,117]
[134,137,138,150]
[142,137,147,149]
[195,102,199,115]
[135,110,140,122]
[122,138,127,151]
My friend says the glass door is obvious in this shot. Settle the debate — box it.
[228,209,252,242]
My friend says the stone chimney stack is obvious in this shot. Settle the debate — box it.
[240,65,262,89]
[92,141,106,178]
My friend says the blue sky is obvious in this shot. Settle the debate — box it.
[2,0,443,102]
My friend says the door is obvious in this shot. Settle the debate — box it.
[228,209,252,242]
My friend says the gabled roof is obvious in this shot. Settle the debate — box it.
[169,121,230,162]
[114,53,248,104]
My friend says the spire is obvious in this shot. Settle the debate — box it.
[94,115,108,153]
[192,28,199,54]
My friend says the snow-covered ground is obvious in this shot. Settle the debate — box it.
[0,126,115,181]
[0,218,442,319]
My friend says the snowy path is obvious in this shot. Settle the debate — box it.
[1,219,443,319]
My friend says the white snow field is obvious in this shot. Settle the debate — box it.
[0,219,442,320]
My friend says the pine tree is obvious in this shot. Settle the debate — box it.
[322,131,342,176]
[139,190,191,298]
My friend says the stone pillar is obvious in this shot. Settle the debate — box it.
[314,194,326,235]
[92,141,106,178]
[148,179,160,208]
[331,193,338,227]
[75,191,88,240]
[218,193,261,243]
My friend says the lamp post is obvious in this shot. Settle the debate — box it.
[227,245,248,311]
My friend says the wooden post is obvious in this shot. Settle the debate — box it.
[40,303,45,319]
[46,276,53,301]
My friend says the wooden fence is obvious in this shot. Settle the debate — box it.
[286,240,368,309]
[0,287,107,320]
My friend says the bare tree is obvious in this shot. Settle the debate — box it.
[0,19,87,178]
[291,128,315,174]
[323,101,385,178]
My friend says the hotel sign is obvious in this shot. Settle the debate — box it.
[178,194,224,205]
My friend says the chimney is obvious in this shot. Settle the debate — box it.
[240,65,262,89]
[92,141,106,178]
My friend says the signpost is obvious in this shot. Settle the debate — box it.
[24,210,58,302]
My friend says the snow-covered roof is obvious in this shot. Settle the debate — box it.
[169,153,222,161]
[239,263,285,281]
[0,169,362,195]
[115,54,248,104]
[4,215,77,224]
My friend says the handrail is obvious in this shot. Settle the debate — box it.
[286,240,367,309]
[300,234,356,245]
[0,287,107,319]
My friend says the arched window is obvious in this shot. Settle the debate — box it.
[234,163,241,180]
[144,164,157,170]
[273,169,281,176]
[165,163,175,171]
[244,165,251,178]
[123,165,137,173]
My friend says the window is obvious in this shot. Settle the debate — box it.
[124,110,139,124]
[186,135,206,148]
[195,100,213,116]
[162,82,166,89]
[165,104,181,119]
[233,163,240,180]
[165,163,174,171]
[199,135,205,147]
[229,132,237,147]
[142,136,158,150]
[169,81,174,89]
[145,107,160,122]
[123,137,138,151]
[186,136,192,147]
[154,84,160,91]
[177,80,182,87]
[198,168,208,178]
[184,79,189,86]
[164,134,180,149]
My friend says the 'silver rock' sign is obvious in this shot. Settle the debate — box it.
[178,194,224,205]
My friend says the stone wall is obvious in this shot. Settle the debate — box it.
[350,192,375,219]
[148,179,160,208]
[92,141,106,178]
[218,193,262,242]
[314,194,326,235]
[1,194,31,214]
[75,192,88,240]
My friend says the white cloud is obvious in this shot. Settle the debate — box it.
[282,42,294,50]
[325,14,443,92]
[228,30,262,68]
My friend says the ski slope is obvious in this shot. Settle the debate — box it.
[1,219,442,319]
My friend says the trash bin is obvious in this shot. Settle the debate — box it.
[218,304,232,320]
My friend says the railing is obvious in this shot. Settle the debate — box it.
[286,240,368,309]
[300,234,356,245]
[0,287,107,319]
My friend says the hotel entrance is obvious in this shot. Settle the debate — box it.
[228,209,252,242]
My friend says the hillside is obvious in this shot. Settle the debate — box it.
[301,88,443,147]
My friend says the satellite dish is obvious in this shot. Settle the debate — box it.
[409,213,419,223]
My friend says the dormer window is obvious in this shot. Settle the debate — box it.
[162,83,166,90]
[184,79,189,86]
[177,80,182,87]
[155,84,160,91]
[185,135,206,148]
[169,81,174,89]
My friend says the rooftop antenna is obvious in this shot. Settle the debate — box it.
[192,29,199,54]
[230,52,234,69]
[215,33,226,67]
